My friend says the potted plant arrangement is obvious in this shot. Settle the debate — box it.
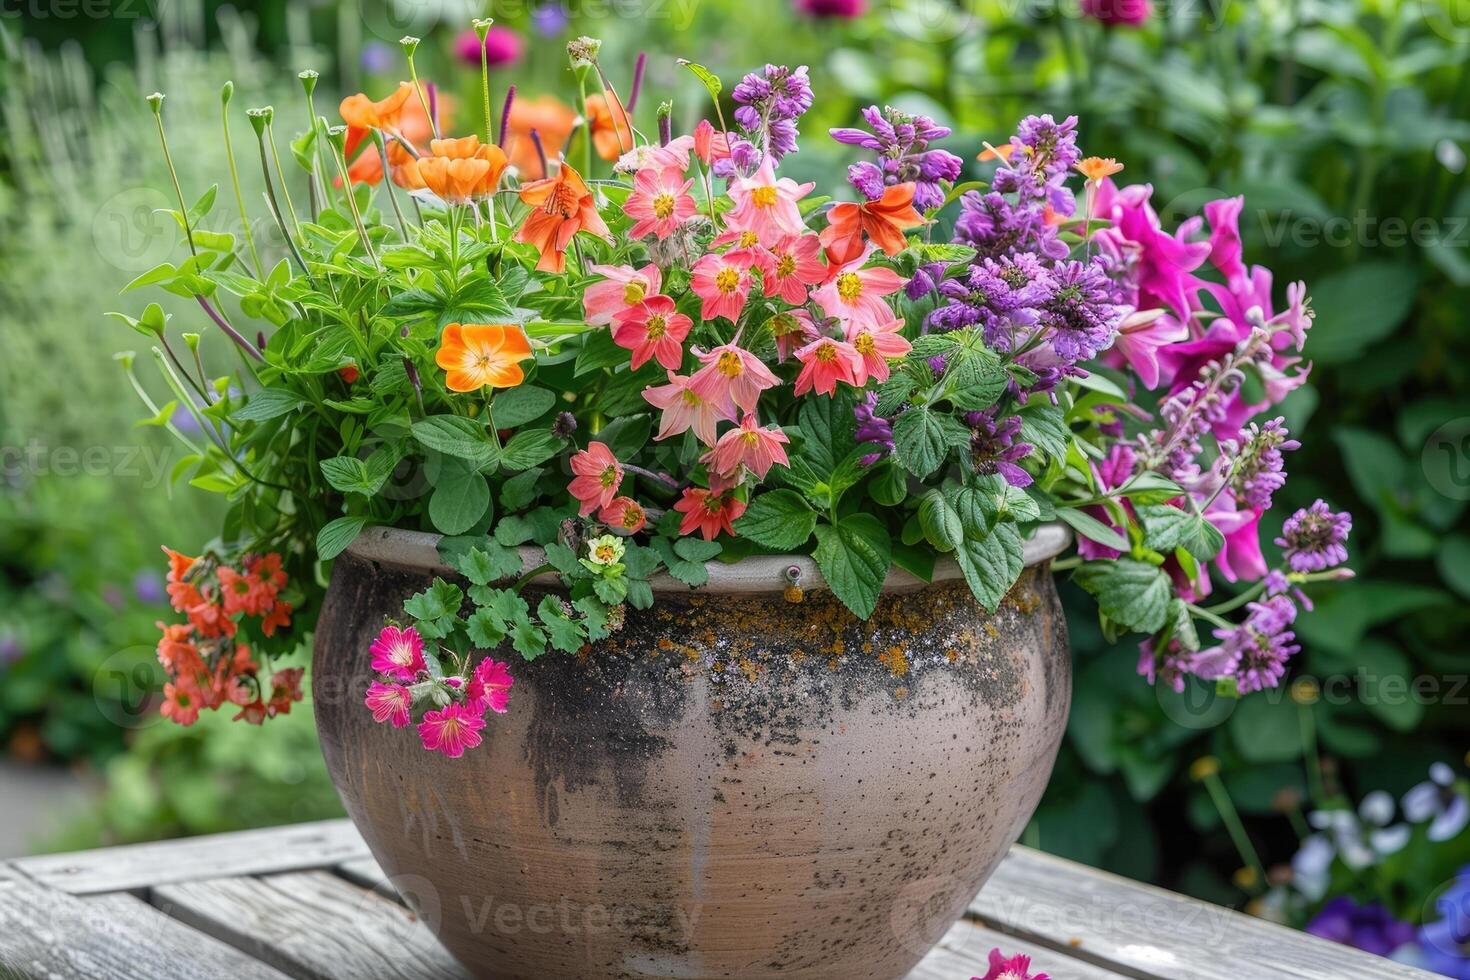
[118,28,1354,979]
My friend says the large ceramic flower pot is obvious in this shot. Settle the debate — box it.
[312,524,1072,980]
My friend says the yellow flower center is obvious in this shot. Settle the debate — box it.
[599,466,618,487]
[751,186,778,208]
[595,543,619,563]
[715,267,741,294]
[623,280,646,305]
[716,350,744,377]
[646,315,667,339]
[776,253,797,278]
[836,272,862,302]
[653,193,675,219]
[680,388,703,406]
[853,332,876,355]
[741,430,761,446]
[815,342,837,363]
[621,510,642,529]
[739,230,759,247]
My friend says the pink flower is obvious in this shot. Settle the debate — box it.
[417,702,487,758]
[624,165,698,239]
[583,263,662,326]
[757,233,827,305]
[795,0,866,17]
[454,26,523,66]
[364,681,412,728]
[1093,180,1209,321]
[643,372,726,446]
[466,658,514,714]
[770,309,820,364]
[1080,0,1151,26]
[973,947,1050,980]
[690,251,755,322]
[1107,308,1188,389]
[612,295,692,371]
[689,344,780,416]
[674,488,747,541]
[703,414,791,480]
[727,159,814,246]
[642,134,695,171]
[811,246,904,332]
[599,496,648,534]
[1204,196,1247,290]
[793,336,866,397]
[568,441,623,515]
[1204,498,1268,584]
[693,119,731,167]
[844,318,912,383]
[370,625,426,681]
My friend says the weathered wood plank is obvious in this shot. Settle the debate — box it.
[906,918,1131,979]
[0,879,290,979]
[153,869,470,980]
[12,818,370,895]
[971,846,1436,980]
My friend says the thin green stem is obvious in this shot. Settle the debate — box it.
[1201,769,1268,894]
[152,110,197,259]
[221,98,262,277]
[265,120,303,236]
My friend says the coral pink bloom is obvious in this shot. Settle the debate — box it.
[466,658,514,714]
[624,165,698,239]
[674,488,748,541]
[793,336,866,397]
[1106,308,1188,389]
[599,495,648,535]
[703,414,791,480]
[770,309,821,364]
[568,441,623,515]
[364,681,412,728]
[583,263,663,326]
[417,702,487,758]
[611,295,692,371]
[370,625,426,681]
[693,119,731,166]
[727,160,814,246]
[844,318,912,383]
[812,246,904,331]
[758,233,827,304]
[644,134,695,171]
[689,344,780,416]
[643,373,726,446]
[690,251,754,322]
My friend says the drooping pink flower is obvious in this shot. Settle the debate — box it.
[689,251,755,322]
[643,372,726,446]
[689,344,780,416]
[674,488,747,541]
[1107,308,1189,389]
[624,165,698,239]
[568,441,623,515]
[844,318,912,383]
[757,233,827,304]
[599,495,648,535]
[811,246,904,331]
[466,658,514,714]
[370,625,426,681]
[364,681,412,728]
[1204,497,1269,584]
[1092,179,1209,321]
[727,159,814,246]
[770,309,821,364]
[703,414,791,480]
[583,263,663,326]
[417,702,487,758]
[793,336,866,397]
[973,947,1050,980]
[641,134,695,171]
[1204,196,1247,290]
[612,295,692,371]
[693,119,731,167]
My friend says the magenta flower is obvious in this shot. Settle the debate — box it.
[1080,0,1152,26]
[1093,180,1209,322]
[973,947,1050,980]
[794,0,865,17]
[453,26,523,67]
[466,659,514,715]
[364,681,412,728]
[417,702,487,758]
[1107,308,1188,389]
[370,624,426,681]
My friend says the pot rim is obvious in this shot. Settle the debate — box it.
[345,522,1072,596]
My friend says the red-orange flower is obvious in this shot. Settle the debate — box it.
[515,162,610,273]
[674,488,747,541]
[260,600,293,637]
[819,182,924,265]
[162,546,202,612]
[155,622,204,679]
[161,678,203,726]
[585,92,632,162]
[434,323,532,392]
[505,95,578,176]
[340,82,415,133]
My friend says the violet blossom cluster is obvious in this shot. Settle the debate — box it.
[722,64,813,175]
[829,105,964,211]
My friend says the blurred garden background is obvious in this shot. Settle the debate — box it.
[2,0,1469,966]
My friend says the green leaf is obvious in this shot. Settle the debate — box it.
[317,515,367,560]
[1018,405,1070,463]
[917,490,964,553]
[575,596,612,640]
[498,429,563,472]
[1057,507,1130,554]
[1308,262,1418,365]
[510,617,548,660]
[442,280,514,323]
[732,490,817,550]
[813,515,891,619]
[652,537,709,588]
[466,607,508,647]
[1138,504,1224,561]
[954,521,1024,612]
[1073,559,1172,634]
[673,538,722,563]
[429,460,492,535]
[444,541,521,585]
[1229,695,1303,764]
[403,579,464,638]
[499,467,544,510]
[593,574,629,604]
[319,455,389,497]
[233,388,305,422]
[891,406,968,479]
[678,59,723,101]
[380,288,443,319]
[492,386,557,428]
[537,595,585,653]
[411,415,498,468]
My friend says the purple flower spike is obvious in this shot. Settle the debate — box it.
[1276,500,1351,573]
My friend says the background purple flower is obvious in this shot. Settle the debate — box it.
[1306,897,1416,958]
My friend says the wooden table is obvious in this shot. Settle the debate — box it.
[0,818,1434,979]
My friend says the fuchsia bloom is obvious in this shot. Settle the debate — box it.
[417,702,487,758]
[726,159,814,245]
[1081,0,1151,27]
[643,372,726,446]
[690,251,755,322]
[583,263,663,326]
[793,336,866,397]
[612,295,692,371]
[624,165,698,239]
[689,344,780,416]
[845,318,912,383]
[364,681,412,728]
[973,948,1050,980]
[369,625,426,681]
[466,658,514,714]
[599,495,648,534]
[674,488,748,540]
[812,247,904,331]
[1107,308,1188,389]
[568,441,623,515]
[757,234,827,304]
[1092,179,1209,321]
[703,414,791,480]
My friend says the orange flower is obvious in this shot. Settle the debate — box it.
[415,135,509,202]
[340,84,447,187]
[162,546,202,612]
[340,82,415,133]
[977,141,1022,162]
[434,323,532,392]
[585,92,632,162]
[1075,156,1124,184]
[505,95,578,176]
[260,600,293,637]
[514,162,611,273]
[819,182,924,265]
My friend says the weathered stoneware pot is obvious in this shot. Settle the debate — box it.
[313,524,1072,980]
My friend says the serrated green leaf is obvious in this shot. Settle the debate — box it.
[954,521,1024,612]
[1138,504,1224,561]
[1073,559,1172,634]
[813,515,891,619]
[732,490,816,550]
